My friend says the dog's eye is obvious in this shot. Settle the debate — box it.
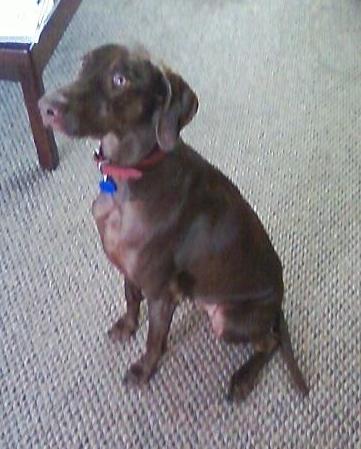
[112,72,127,88]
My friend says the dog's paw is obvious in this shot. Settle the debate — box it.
[226,368,256,402]
[123,361,151,387]
[107,317,137,342]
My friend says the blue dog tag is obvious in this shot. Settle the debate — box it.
[99,177,117,194]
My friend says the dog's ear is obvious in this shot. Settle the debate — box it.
[156,70,198,151]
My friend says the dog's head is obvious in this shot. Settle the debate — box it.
[39,44,198,164]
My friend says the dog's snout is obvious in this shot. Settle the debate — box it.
[38,92,68,128]
[38,92,66,113]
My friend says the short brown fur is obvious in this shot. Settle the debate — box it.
[39,44,308,401]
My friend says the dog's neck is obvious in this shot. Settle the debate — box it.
[94,142,167,182]
[101,128,158,167]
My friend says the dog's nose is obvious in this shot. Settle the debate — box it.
[44,104,56,117]
[38,95,62,116]
[38,92,67,126]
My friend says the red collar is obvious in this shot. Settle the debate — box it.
[94,143,167,181]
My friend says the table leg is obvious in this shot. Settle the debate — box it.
[20,52,59,170]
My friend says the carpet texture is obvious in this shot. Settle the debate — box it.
[0,0,360,448]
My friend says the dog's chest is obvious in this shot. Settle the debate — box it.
[92,191,148,278]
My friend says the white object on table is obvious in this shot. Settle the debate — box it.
[0,0,55,44]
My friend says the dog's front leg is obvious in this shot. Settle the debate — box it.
[108,278,143,342]
[124,292,176,386]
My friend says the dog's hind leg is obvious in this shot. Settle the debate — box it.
[226,332,279,401]
[223,305,308,401]
[207,297,280,401]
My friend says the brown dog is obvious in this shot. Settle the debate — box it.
[39,44,308,400]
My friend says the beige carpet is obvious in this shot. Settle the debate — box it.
[1,0,360,448]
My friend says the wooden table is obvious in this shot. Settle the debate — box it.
[0,0,81,170]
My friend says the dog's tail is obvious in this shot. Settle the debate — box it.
[279,310,309,395]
